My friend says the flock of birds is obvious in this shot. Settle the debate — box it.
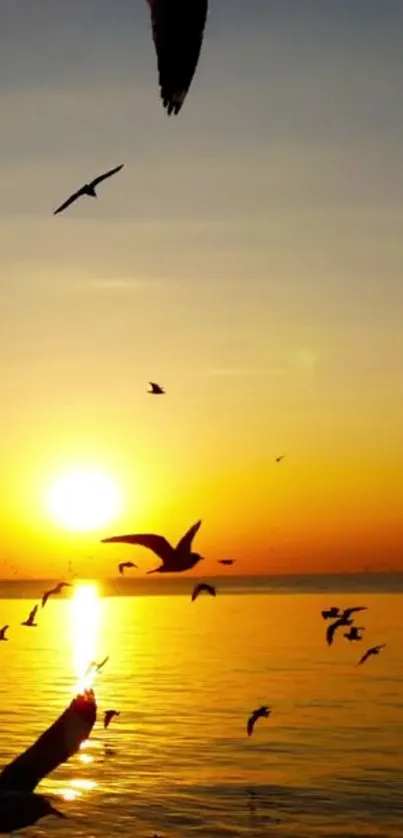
[322,605,386,665]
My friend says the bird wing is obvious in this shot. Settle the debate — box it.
[118,563,124,574]
[343,607,367,619]
[102,533,171,561]
[204,584,216,596]
[0,690,96,792]
[358,649,371,665]
[191,584,202,601]
[29,605,38,622]
[326,618,342,646]
[146,0,208,115]
[53,186,86,215]
[176,520,202,552]
[247,711,258,736]
[41,591,50,607]
[91,164,124,188]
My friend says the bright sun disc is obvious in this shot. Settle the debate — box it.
[45,467,122,532]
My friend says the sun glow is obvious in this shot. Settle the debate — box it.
[70,582,101,693]
[45,466,122,532]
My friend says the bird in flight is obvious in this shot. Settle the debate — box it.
[0,625,9,641]
[53,164,124,215]
[321,607,341,620]
[326,613,355,646]
[191,583,216,602]
[148,381,165,395]
[86,656,109,678]
[247,706,271,737]
[41,582,71,608]
[275,454,286,463]
[0,688,96,833]
[103,710,120,729]
[102,520,203,574]
[145,0,209,115]
[118,561,137,575]
[358,644,386,665]
[344,626,364,642]
[21,605,38,628]
[218,559,234,566]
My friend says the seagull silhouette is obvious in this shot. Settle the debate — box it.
[358,644,386,665]
[191,583,216,602]
[103,710,120,729]
[102,520,203,574]
[321,607,340,620]
[0,688,96,832]
[53,164,124,215]
[21,605,38,628]
[118,561,137,575]
[86,656,109,678]
[148,381,165,394]
[41,582,71,608]
[218,559,234,566]
[0,626,9,642]
[275,454,285,463]
[145,0,208,115]
[247,706,271,737]
[326,614,354,646]
[344,626,364,642]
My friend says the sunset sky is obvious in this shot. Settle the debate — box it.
[0,1,402,577]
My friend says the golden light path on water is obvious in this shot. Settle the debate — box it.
[60,582,102,802]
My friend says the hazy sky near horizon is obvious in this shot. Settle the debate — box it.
[0,1,402,577]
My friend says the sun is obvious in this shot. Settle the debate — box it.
[45,467,122,532]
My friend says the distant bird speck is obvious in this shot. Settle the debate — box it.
[118,561,137,575]
[103,710,120,729]
[102,520,203,574]
[275,455,285,463]
[0,625,9,641]
[146,0,208,115]
[21,605,38,628]
[53,164,124,215]
[148,381,165,395]
[247,706,271,737]
[358,644,386,665]
[191,583,216,602]
[218,559,234,566]
[41,582,71,608]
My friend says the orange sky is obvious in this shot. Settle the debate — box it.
[0,1,402,577]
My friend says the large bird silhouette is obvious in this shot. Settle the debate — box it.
[146,0,208,114]
[102,520,203,573]
[0,689,96,832]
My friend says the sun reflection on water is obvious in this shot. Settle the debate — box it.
[70,581,101,693]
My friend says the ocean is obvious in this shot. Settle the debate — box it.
[0,574,402,838]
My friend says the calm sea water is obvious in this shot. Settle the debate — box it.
[0,576,402,838]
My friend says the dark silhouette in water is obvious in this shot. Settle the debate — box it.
[21,605,38,628]
[0,689,96,832]
[148,381,165,394]
[53,164,124,214]
[344,626,364,642]
[321,607,340,620]
[103,710,120,729]
[358,644,386,665]
[247,706,271,737]
[0,626,9,641]
[146,0,208,115]
[41,581,71,608]
[102,520,203,574]
[118,561,137,575]
[191,582,215,602]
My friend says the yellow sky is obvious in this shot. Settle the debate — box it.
[0,2,402,577]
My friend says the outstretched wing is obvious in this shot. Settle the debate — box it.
[176,520,202,552]
[146,0,208,115]
[191,584,202,602]
[53,186,86,215]
[91,164,124,188]
[29,605,38,622]
[247,711,258,737]
[0,690,96,792]
[102,533,171,560]
[343,606,367,619]
[326,618,342,646]
[358,649,371,665]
